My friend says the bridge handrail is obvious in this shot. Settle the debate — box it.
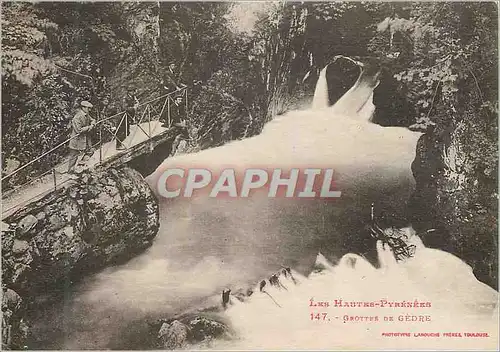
[1,137,108,215]
[1,87,187,182]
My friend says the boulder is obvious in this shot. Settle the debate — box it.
[1,166,159,296]
[188,316,228,342]
[158,320,189,349]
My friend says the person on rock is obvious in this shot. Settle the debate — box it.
[67,100,95,178]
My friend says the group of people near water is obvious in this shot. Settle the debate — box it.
[66,86,187,178]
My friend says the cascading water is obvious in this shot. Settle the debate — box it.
[211,238,499,350]
[28,61,424,349]
[311,65,330,110]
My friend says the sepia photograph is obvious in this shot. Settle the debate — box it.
[1,1,498,350]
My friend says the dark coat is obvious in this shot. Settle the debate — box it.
[69,109,92,151]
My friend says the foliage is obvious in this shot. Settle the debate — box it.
[370,3,497,121]
[1,3,57,86]
[190,68,252,148]
[159,2,234,84]
[159,3,267,147]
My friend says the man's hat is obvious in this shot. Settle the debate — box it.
[81,101,93,108]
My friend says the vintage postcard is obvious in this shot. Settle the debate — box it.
[1,1,498,350]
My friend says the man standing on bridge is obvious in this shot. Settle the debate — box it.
[67,100,95,177]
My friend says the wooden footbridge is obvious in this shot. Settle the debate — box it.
[1,88,189,220]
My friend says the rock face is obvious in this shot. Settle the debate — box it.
[2,166,159,297]
[107,2,162,111]
[410,118,498,289]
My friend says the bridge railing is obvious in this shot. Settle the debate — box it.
[1,87,188,202]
